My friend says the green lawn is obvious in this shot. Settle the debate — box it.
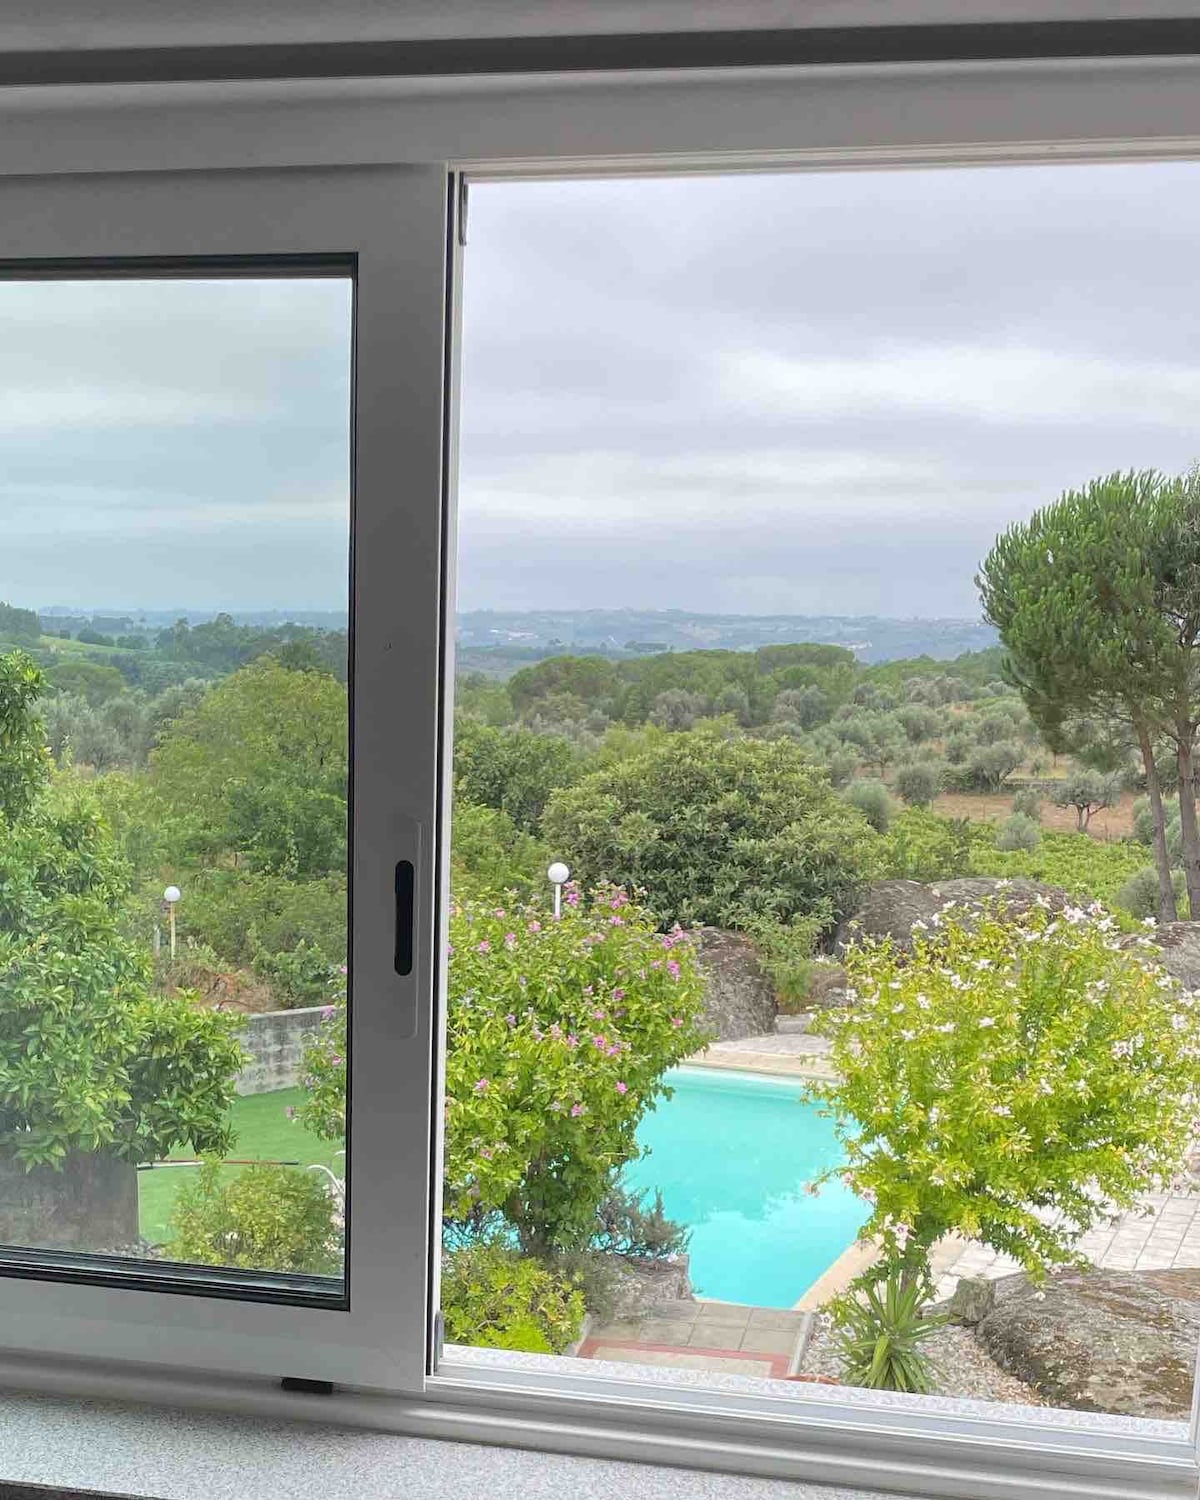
[138,1088,344,1247]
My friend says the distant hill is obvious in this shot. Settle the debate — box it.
[456,609,997,676]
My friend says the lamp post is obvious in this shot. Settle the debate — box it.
[547,861,570,920]
[163,885,181,962]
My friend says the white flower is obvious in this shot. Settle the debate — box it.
[978,1016,996,1028]
[994,1105,1012,1117]
[935,1021,956,1034]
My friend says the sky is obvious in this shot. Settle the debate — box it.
[4,160,1200,618]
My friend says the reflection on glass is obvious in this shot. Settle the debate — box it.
[0,277,351,1287]
[443,165,1200,1421]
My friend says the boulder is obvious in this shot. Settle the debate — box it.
[803,958,852,1011]
[835,877,1071,956]
[1144,922,1200,991]
[975,1268,1200,1418]
[692,927,776,1041]
[0,1150,139,1253]
[946,1275,996,1326]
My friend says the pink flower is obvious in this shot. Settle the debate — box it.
[615,1081,628,1094]
[504,932,518,950]
[321,1006,335,1020]
[477,940,491,954]
[505,1013,517,1026]
[670,1017,683,1028]
[592,1033,608,1049]
[493,908,506,919]
[609,914,625,926]
[447,943,454,956]
[479,1146,493,1160]
[591,1007,607,1021]
[570,1102,585,1117]
[528,920,542,933]
[565,887,581,908]
[565,1033,579,1048]
[473,1078,490,1094]
[611,988,625,1002]
[666,959,681,981]
[337,964,348,975]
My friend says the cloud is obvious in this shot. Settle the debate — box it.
[723,345,1200,427]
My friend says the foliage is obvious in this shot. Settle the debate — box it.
[590,1181,690,1260]
[453,717,583,833]
[0,651,51,825]
[252,940,339,1009]
[844,778,894,834]
[1052,769,1121,832]
[1011,787,1042,821]
[893,760,942,808]
[151,659,347,876]
[440,1242,586,1354]
[449,795,550,900]
[970,830,1148,905]
[1115,865,1188,921]
[181,868,346,969]
[0,733,245,1169]
[996,812,1041,852]
[167,1160,341,1274]
[0,600,41,645]
[882,809,983,883]
[541,726,880,932]
[829,1271,942,1394]
[808,903,1200,1289]
[745,910,829,1008]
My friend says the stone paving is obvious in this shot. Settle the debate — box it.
[687,1028,834,1079]
[577,1298,807,1377]
[931,1189,1200,1299]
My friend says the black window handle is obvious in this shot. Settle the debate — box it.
[394,860,414,976]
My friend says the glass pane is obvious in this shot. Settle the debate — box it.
[0,274,350,1293]
[444,164,1200,1426]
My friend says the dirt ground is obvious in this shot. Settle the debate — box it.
[932,789,1138,842]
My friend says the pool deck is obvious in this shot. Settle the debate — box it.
[685,1027,835,1080]
[577,1299,811,1378]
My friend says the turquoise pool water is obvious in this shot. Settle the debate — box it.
[622,1066,864,1309]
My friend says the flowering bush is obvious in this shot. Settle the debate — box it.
[808,900,1200,1290]
[300,887,707,1254]
[167,1160,342,1275]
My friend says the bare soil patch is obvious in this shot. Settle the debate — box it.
[931,789,1138,841]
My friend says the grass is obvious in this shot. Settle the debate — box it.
[138,1088,343,1248]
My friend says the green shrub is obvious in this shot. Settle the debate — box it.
[844,778,894,833]
[969,830,1147,904]
[830,1271,942,1394]
[449,795,550,900]
[541,726,880,931]
[882,808,983,882]
[809,904,1200,1290]
[995,812,1041,852]
[590,1182,690,1260]
[1115,865,1188,921]
[167,1160,341,1274]
[453,717,583,832]
[893,760,942,809]
[252,939,339,1009]
[1011,787,1042,821]
[441,1243,586,1354]
[744,910,829,1009]
[181,868,346,968]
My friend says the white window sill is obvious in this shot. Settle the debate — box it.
[0,1385,902,1500]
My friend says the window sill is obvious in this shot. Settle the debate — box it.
[0,1382,900,1500]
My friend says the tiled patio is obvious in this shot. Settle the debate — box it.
[687,1028,834,1080]
[577,1299,807,1377]
[931,1188,1200,1298]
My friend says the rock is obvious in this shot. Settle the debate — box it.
[975,1268,1200,1418]
[835,877,1072,956]
[804,959,852,1010]
[1144,922,1200,991]
[692,927,776,1041]
[774,1013,813,1034]
[946,1275,996,1326]
[596,1254,694,1321]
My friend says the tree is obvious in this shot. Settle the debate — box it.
[810,904,1200,1294]
[151,659,347,876]
[979,471,1183,921]
[0,653,244,1183]
[453,718,582,833]
[894,760,942,809]
[541,725,880,931]
[1052,769,1121,832]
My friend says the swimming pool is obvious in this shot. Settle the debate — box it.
[622,1066,864,1309]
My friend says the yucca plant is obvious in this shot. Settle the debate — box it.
[829,1271,942,1394]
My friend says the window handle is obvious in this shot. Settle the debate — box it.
[394,860,414,976]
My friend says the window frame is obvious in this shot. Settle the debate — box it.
[0,47,1198,1500]
[0,163,449,1394]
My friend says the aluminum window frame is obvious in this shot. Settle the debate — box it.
[0,163,449,1393]
[0,46,1199,1500]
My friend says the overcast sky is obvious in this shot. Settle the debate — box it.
[4,160,1200,618]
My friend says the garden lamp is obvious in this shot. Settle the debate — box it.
[163,884,181,961]
[547,861,570,919]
